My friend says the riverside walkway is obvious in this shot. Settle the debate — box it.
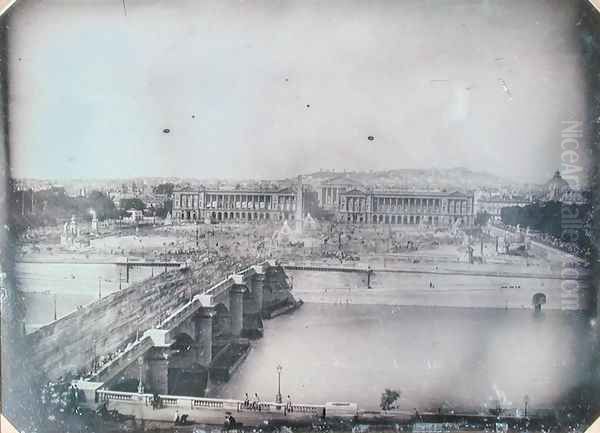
[96,389,331,426]
[92,389,545,429]
[16,257,183,267]
[283,262,588,281]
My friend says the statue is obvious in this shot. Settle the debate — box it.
[70,215,78,236]
[61,215,79,247]
[90,209,98,233]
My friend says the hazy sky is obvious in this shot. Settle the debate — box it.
[7,0,589,183]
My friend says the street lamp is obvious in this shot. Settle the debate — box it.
[276,364,283,404]
[137,356,144,394]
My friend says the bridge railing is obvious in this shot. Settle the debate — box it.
[97,390,324,414]
[98,390,149,402]
[254,402,324,414]
[158,298,202,330]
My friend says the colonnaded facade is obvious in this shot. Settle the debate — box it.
[337,189,474,226]
[173,187,299,222]
[318,175,474,226]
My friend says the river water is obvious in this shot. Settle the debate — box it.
[16,262,154,330]
[214,303,595,411]
[17,262,595,412]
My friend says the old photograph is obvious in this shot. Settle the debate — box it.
[1,0,599,432]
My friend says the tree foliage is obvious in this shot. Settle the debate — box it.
[152,182,175,196]
[500,200,593,257]
[119,198,145,211]
[474,210,491,226]
[10,187,119,235]
[380,388,401,411]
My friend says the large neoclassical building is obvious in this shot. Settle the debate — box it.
[173,176,475,226]
[172,186,299,223]
[320,176,475,226]
[337,189,474,226]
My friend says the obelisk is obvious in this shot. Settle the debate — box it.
[295,175,303,234]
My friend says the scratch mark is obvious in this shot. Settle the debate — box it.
[498,78,512,100]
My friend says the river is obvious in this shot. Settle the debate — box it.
[16,262,155,330]
[17,262,595,412]
[213,303,595,411]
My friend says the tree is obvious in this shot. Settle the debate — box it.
[119,198,145,211]
[153,182,175,196]
[153,200,173,218]
[380,388,401,411]
[85,190,118,219]
[475,211,490,226]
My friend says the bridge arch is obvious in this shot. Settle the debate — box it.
[532,292,547,311]
[170,332,195,353]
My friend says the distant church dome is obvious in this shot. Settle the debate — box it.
[544,170,570,201]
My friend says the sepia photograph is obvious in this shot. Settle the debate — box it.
[0,0,599,432]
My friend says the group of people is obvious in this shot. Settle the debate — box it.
[242,393,263,411]
[40,379,82,419]
[173,409,189,425]
[241,393,294,414]
[223,413,238,430]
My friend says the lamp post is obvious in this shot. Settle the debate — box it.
[137,356,144,394]
[276,364,283,404]
[98,277,102,300]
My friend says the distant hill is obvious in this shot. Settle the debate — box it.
[16,167,528,193]
[298,167,520,192]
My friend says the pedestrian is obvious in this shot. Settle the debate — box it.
[244,393,250,408]
[286,395,293,413]
[174,409,180,425]
[254,393,261,411]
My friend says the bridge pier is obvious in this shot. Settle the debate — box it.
[254,272,265,317]
[230,285,246,338]
[243,272,266,337]
[145,348,169,395]
[194,308,215,366]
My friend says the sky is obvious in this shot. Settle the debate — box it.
[6,0,590,183]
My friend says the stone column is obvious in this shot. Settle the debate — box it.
[230,285,246,337]
[194,308,215,367]
[145,348,169,395]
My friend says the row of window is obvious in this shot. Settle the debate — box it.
[177,210,295,221]
[344,214,469,225]
[342,206,472,215]
[177,194,295,209]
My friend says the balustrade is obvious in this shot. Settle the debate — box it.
[98,390,325,414]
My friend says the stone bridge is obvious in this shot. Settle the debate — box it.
[27,259,296,397]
